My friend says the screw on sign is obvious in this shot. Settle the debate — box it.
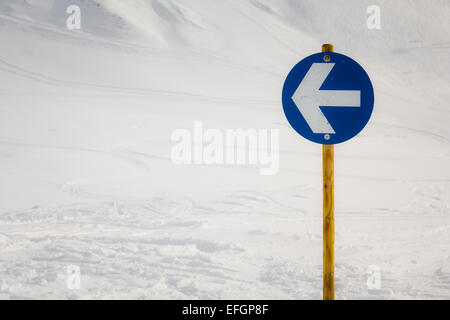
[282,44,374,300]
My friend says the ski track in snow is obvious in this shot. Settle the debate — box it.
[1,198,450,299]
[0,57,280,109]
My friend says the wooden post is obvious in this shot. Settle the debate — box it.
[322,43,335,300]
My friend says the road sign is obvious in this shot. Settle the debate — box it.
[282,51,374,144]
[282,44,375,300]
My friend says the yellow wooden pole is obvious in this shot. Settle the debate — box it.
[322,43,335,300]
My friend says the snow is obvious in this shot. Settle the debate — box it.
[0,0,450,299]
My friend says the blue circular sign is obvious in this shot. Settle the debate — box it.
[282,52,374,144]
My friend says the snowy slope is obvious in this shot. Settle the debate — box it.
[0,0,449,299]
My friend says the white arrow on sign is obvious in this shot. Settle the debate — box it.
[292,63,360,134]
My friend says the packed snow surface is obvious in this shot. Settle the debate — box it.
[0,0,449,299]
